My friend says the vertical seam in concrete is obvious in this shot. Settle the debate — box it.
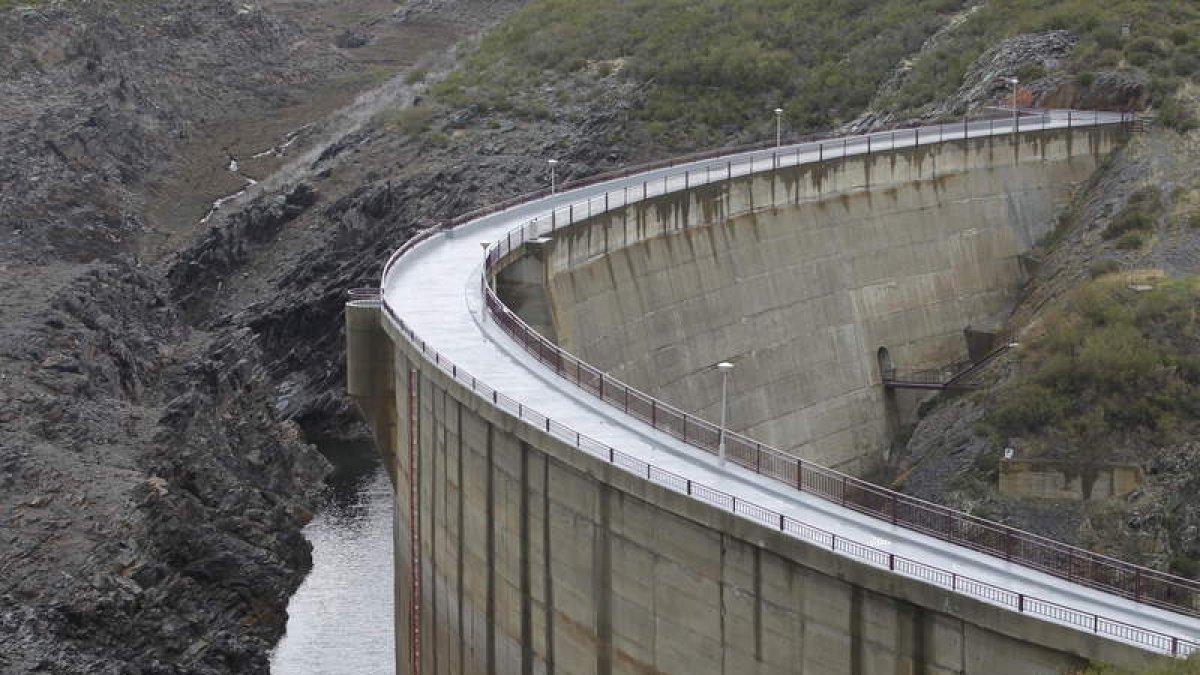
[595,485,612,675]
[520,443,533,675]
[754,547,763,663]
[912,603,927,675]
[430,387,441,675]
[719,535,728,675]
[542,455,556,675]
[456,400,465,674]
[850,585,863,675]
[486,422,496,675]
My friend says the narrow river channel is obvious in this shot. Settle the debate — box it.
[271,439,395,674]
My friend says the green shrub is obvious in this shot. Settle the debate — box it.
[1157,95,1200,133]
[1104,187,1160,239]
[1016,62,1047,82]
[380,105,436,135]
[1076,71,1096,87]
[1115,232,1144,249]
[990,383,1067,435]
[1089,258,1121,278]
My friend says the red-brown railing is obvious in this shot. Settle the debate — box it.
[379,110,1199,655]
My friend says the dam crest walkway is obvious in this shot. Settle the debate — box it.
[379,110,1200,657]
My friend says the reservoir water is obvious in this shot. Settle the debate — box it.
[271,439,394,674]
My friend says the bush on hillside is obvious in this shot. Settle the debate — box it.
[985,278,1200,457]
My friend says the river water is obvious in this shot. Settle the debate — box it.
[271,440,395,674]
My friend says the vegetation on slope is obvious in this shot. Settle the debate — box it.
[984,276,1200,467]
[888,0,1200,128]
[433,0,957,147]
[429,0,1200,149]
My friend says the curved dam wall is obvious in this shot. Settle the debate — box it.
[346,300,1160,675]
[535,128,1122,470]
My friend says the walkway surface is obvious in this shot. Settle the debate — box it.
[382,110,1200,652]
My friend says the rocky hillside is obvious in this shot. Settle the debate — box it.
[0,0,524,671]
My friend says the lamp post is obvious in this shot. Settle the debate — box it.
[548,158,558,194]
[1006,77,1019,132]
[717,361,734,466]
[774,108,784,148]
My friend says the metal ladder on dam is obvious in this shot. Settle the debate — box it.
[881,332,1017,391]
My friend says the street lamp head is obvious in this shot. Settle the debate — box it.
[774,107,783,115]
[480,241,491,252]
[1007,77,1019,85]
[717,361,734,372]
[547,158,558,165]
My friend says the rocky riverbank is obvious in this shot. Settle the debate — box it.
[0,0,527,671]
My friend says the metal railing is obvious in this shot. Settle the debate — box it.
[378,110,1199,655]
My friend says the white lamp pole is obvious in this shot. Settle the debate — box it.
[1007,77,1019,131]
[774,108,783,148]
[548,158,558,194]
[717,361,734,466]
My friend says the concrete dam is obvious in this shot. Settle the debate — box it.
[347,112,1200,674]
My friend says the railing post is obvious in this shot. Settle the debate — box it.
[866,134,871,154]
[682,414,688,443]
[890,494,897,524]
[963,115,968,138]
[727,161,732,180]
[888,554,895,571]
[651,400,657,426]
[755,443,762,472]
[1172,637,1179,657]
[818,142,823,162]
[1018,594,1025,613]
[686,479,692,496]
[569,204,573,223]
[796,459,803,490]
[599,372,604,399]
[915,127,919,146]
[685,170,689,189]
[841,475,847,505]
[1134,569,1142,601]
[779,513,785,531]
